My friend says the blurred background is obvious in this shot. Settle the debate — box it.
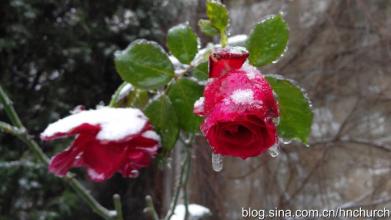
[0,0,390,219]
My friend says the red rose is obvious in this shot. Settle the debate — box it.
[194,47,279,159]
[41,107,160,182]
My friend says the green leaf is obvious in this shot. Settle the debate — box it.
[246,15,288,67]
[114,40,174,90]
[110,83,149,109]
[192,62,208,81]
[168,78,203,133]
[266,74,313,144]
[145,95,179,154]
[198,19,219,37]
[206,0,229,32]
[167,24,199,64]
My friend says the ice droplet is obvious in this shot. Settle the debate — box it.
[130,170,139,178]
[279,137,291,145]
[212,153,223,172]
[268,142,280,157]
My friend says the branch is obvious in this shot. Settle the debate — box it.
[0,121,25,136]
[144,195,159,220]
[0,84,121,220]
[113,194,124,220]
[164,135,193,220]
[181,136,192,220]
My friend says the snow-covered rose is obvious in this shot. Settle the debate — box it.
[41,107,160,182]
[194,47,279,159]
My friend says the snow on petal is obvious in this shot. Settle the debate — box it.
[141,130,160,141]
[230,89,254,105]
[193,97,205,115]
[241,62,260,80]
[41,107,148,141]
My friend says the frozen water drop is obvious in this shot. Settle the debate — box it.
[212,153,223,172]
[279,137,291,145]
[268,142,280,157]
[130,170,139,178]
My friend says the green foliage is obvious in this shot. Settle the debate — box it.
[145,95,179,154]
[167,24,199,64]
[198,19,219,37]
[110,82,149,109]
[246,15,289,67]
[205,0,229,46]
[114,40,174,89]
[266,75,313,144]
[206,0,229,32]
[192,62,209,81]
[168,78,203,133]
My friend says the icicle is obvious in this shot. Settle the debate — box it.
[211,153,223,172]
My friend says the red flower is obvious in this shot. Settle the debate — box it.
[41,107,160,182]
[194,47,279,159]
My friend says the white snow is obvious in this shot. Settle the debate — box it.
[227,34,248,45]
[41,107,151,141]
[241,62,260,80]
[141,130,160,141]
[117,83,133,100]
[171,204,211,220]
[87,169,105,181]
[193,97,205,112]
[224,46,248,54]
[230,89,254,105]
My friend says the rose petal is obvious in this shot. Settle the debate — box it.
[81,141,128,182]
[41,123,101,141]
[203,70,277,117]
[48,133,92,176]
[209,47,249,78]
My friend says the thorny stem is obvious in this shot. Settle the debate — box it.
[0,84,121,220]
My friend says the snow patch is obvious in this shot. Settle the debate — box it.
[117,83,133,100]
[171,204,211,220]
[194,97,205,112]
[227,34,248,45]
[230,89,254,105]
[88,169,105,181]
[41,107,148,141]
[141,130,160,141]
[241,63,260,80]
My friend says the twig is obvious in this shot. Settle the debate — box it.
[0,121,25,136]
[0,86,23,127]
[164,135,193,220]
[181,136,193,220]
[144,195,159,220]
[65,176,116,219]
[113,194,124,220]
[0,84,120,220]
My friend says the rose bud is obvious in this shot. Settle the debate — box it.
[41,107,160,182]
[194,47,279,159]
[208,47,249,78]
